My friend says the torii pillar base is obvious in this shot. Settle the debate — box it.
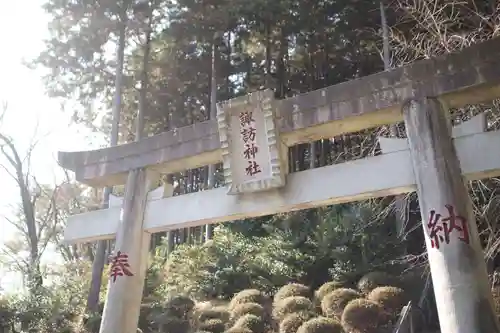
[99,168,156,333]
[403,97,500,333]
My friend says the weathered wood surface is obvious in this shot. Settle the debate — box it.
[99,169,155,333]
[58,37,500,187]
[64,120,500,243]
[402,97,500,333]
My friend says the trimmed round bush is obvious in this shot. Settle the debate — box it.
[230,289,268,310]
[279,312,315,333]
[273,296,314,322]
[164,295,196,318]
[230,303,266,322]
[315,281,344,303]
[296,317,343,333]
[199,319,226,333]
[341,299,387,333]
[357,272,395,295]
[321,288,360,319]
[367,286,407,314]
[198,308,230,323]
[274,284,311,304]
[225,327,254,333]
[233,314,265,333]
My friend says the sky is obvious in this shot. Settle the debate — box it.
[0,1,105,292]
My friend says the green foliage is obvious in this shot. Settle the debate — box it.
[320,288,361,319]
[161,317,191,333]
[341,299,387,333]
[164,227,310,299]
[273,296,314,322]
[233,314,265,333]
[163,295,196,318]
[0,297,14,328]
[296,317,344,333]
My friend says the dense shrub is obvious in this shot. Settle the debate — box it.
[161,317,191,333]
[230,303,266,322]
[0,298,14,328]
[357,272,395,295]
[274,284,311,305]
[164,229,309,299]
[341,299,387,333]
[367,286,407,315]
[233,314,265,332]
[321,288,360,319]
[273,296,314,321]
[296,317,343,333]
[229,289,268,310]
[164,295,196,318]
[279,312,316,333]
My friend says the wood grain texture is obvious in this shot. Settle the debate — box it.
[99,169,155,333]
[403,97,500,333]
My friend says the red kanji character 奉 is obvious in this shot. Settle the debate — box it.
[241,127,257,143]
[109,251,134,283]
[427,204,470,249]
[243,143,259,159]
[239,111,255,126]
[245,160,262,176]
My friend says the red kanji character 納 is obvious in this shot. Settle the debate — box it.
[427,210,444,249]
[239,111,255,126]
[243,143,259,159]
[241,127,257,143]
[426,205,470,250]
[109,250,134,283]
[441,204,470,245]
[245,160,262,176]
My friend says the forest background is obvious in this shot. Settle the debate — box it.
[1,0,500,332]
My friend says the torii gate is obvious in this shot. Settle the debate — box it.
[59,37,500,333]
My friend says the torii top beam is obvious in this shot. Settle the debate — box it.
[58,37,500,187]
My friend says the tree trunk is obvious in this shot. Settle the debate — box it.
[87,16,127,313]
[379,0,409,241]
[205,35,218,241]
[99,11,153,333]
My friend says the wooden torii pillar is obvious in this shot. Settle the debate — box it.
[403,97,500,333]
